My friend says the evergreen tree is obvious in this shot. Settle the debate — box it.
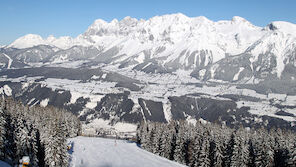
[263,136,275,167]
[28,124,39,167]
[136,117,296,167]
[0,109,6,159]
[224,133,235,167]
[248,138,256,167]
[136,122,144,144]
[288,142,296,166]
[56,119,69,167]
[0,98,80,166]
[240,138,250,167]
[159,124,174,159]
[152,123,162,155]
[212,128,227,167]
[3,111,17,163]
[140,122,150,150]
[188,130,201,167]
[173,122,188,165]
[35,129,45,167]
[197,133,211,167]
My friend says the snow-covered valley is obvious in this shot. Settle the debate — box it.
[68,136,185,167]
[1,13,296,134]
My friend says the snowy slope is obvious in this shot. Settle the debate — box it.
[0,160,11,167]
[7,34,91,50]
[3,53,13,69]
[68,136,185,167]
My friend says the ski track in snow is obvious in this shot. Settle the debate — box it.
[3,53,12,69]
[68,136,185,167]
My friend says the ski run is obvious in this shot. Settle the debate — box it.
[68,136,185,167]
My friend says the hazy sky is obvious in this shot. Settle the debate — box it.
[1,0,295,45]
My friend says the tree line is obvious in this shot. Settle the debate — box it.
[137,120,296,167]
[0,98,81,167]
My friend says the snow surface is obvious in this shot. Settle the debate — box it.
[0,160,11,167]
[269,21,296,35]
[233,67,244,81]
[0,85,12,96]
[40,98,49,107]
[7,34,83,50]
[68,136,185,167]
[3,53,13,69]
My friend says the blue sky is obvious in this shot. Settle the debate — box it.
[0,0,295,45]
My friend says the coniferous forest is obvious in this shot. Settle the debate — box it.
[137,121,296,167]
[0,98,81,167]
[1,96,296,167]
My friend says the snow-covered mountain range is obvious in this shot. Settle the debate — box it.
[1,13,296,133]
[4,13,296,81]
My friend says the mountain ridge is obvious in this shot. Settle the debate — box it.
[7,13,296,51]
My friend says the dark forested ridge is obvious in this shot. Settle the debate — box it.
[137,121,296,167]
[0,98,81,167]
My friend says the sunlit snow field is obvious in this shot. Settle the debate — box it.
[68,136,185,167]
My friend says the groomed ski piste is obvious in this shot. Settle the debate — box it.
[68,136,185,167]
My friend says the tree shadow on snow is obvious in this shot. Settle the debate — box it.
[125,140,142,148]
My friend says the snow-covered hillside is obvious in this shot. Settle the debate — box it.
[68,136,185,167]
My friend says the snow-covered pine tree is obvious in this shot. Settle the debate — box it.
[3,110,17,162]
[158,124,167,157]
[146,123,155,152]
[223,132,235,167]
[14,112,31,161]
[173,121,187,165]
[136,122,144,144]
[253,129,275,167]
[240,134,250,167]
[0,98,80,166]
[197,132,211,167]
[136,118,296,167]
[212,125,229,167]
[56,118,69,167]
[160,121,178,160]
[183,123,194,165]
[44,122,56,167]
[152,123,163,155]
[139,121,149,150]
[263,135,275,167]
[253,129,266,167]
[229,129,249,167]
[0,109,6,159]
[28,124,39,167]
[287,142,296,166]
[188,126,203,167]
[272,128,286,166]
[247,138,256,167]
